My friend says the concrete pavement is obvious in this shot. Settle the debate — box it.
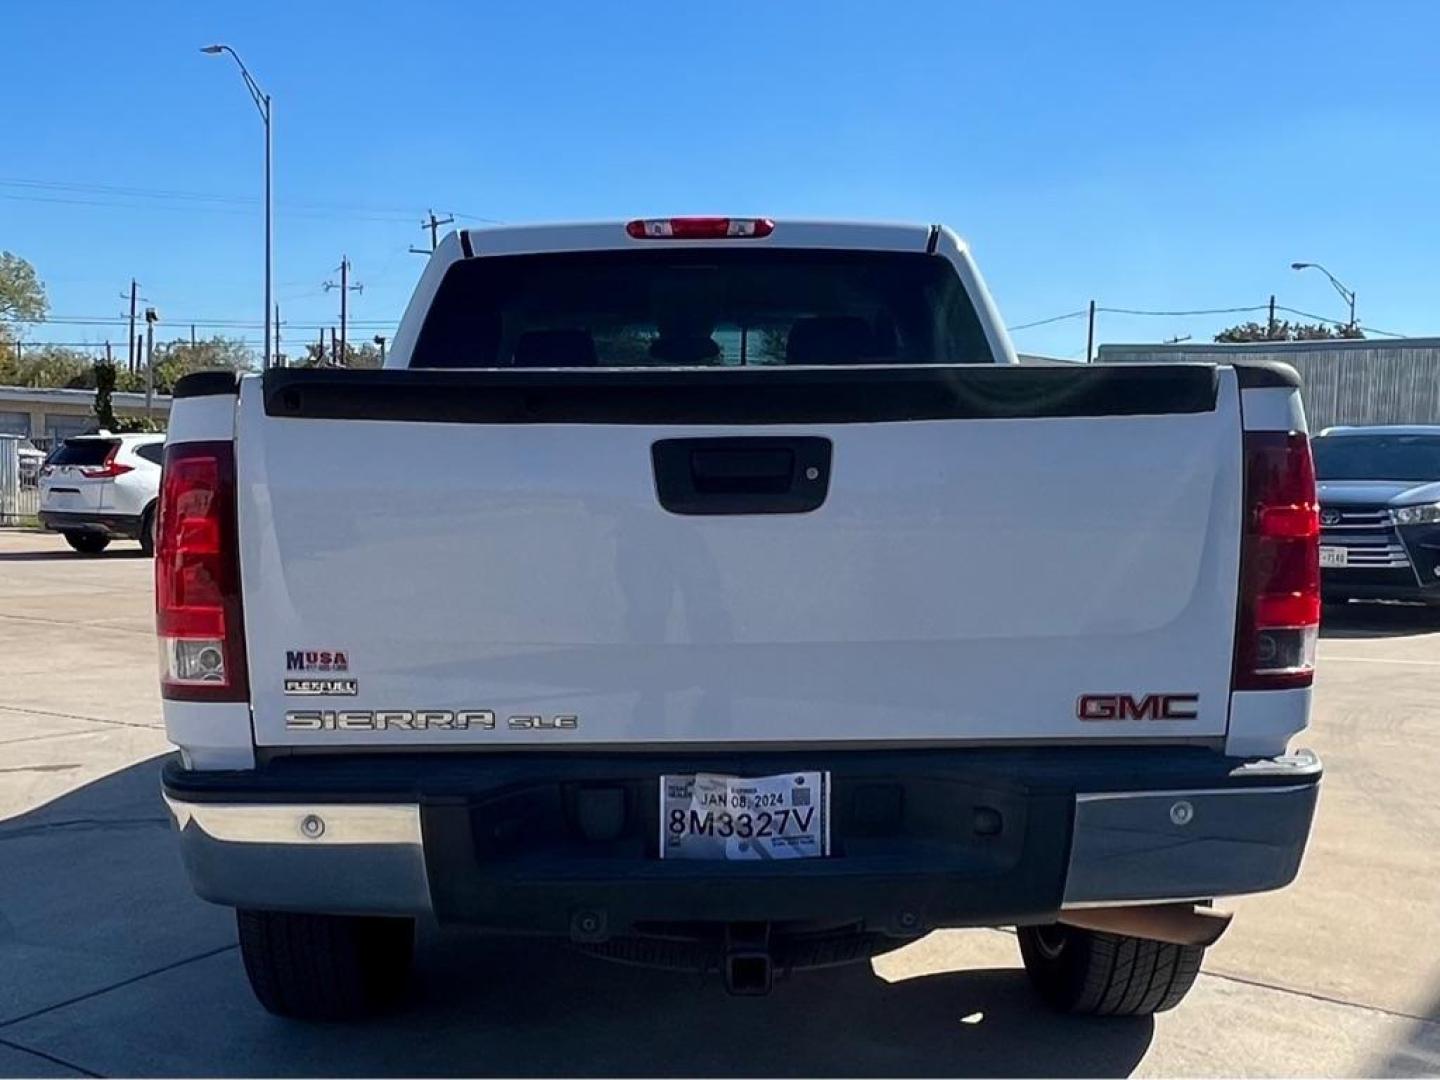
[1,528,1438,1076]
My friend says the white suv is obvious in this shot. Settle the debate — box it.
[38,432,165,555]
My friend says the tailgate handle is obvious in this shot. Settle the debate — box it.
[652,437,832,515]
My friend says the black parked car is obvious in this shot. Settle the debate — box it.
[1314,426,1440,606]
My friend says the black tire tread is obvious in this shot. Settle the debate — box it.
[62,531,110,554]
[236,909,414,1021]
[1018,923,1204,1017]
[138,504,156,557]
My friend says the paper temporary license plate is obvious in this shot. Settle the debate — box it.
[660,772,830,860]
[1320,546,1349,568]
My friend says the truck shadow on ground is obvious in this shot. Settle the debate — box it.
[374,932,1154,1078]
[1320,602,1440,639]
[0,756,1154,1078]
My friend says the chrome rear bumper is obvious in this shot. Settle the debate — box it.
[163,796,430,916]
[162,749,1320,926]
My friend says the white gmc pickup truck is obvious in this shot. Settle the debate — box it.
[159,218,1322,1021]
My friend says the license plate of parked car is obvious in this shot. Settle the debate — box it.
[660,771,830,860]
[1320,546,1349,568]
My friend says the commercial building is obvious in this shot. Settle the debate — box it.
[0,385,170,447]
[1098,337,1440,433]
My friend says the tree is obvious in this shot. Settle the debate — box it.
[1214,319,1364,343]
[0,333,254,394]
[757,327,789,363]
[0,252,47,326]
[149,335,256,393]
[94,361,120,430]
[0,345,91,388]
[298,340,382,368]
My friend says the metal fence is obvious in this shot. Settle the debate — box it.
[0,435,41,525]
[1097,337,1440,433]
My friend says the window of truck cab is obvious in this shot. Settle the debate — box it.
[408,249,994,369]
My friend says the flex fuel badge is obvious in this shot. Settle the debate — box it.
[284,678,358,696]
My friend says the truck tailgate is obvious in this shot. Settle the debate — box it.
[237,365,1243,748]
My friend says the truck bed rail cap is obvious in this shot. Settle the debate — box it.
[260,363,1221,426]
[173,370,241,398]
[1229,360,1302,389]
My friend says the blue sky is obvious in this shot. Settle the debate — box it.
[4,0,1439,360]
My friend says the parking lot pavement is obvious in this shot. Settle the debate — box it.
[1,527,1438,1077]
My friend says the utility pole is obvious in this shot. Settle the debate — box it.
[144,307,158,413]
[191,324,197,347]
[323,256,363,365]
[1268,295,1277,339]
[1085,299,1096,363]
[121,280,139,373]
[274,304,282,367]
[410,209,455,254]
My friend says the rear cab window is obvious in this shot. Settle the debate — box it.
[48,439,118,466]
[409,250,994,369]
[134,442,165,466]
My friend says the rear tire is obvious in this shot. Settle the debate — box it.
[138,506,156,557]
[236,909,415,1021]
[63,531,110,554]
[1017,923,1204,1016]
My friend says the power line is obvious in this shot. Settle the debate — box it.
[1097,304,1269,318]
[0,191,422,224]
[0,176,490,221]
[32,314,396,329]
[1272,304,1406,337]
[5,339,269,348]
[0,177,507,227]
[1271,304,1345,324]
[1009,300,1419,342]
[1008,305,1269,333]
[1006,309,1088,331]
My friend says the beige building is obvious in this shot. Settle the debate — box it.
[1097,336,1440,433]
[0,385,171,447]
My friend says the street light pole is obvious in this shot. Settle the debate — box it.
[144,307,158,415]
[1290,262,1357,330]
[202,44,273,367]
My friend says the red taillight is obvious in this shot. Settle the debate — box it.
[156,441,248,702]
[625,217,775,240]
[1233,432,1320,691]
[81,444,133,479]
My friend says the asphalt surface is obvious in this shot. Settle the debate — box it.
[0,527,1437,1077]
